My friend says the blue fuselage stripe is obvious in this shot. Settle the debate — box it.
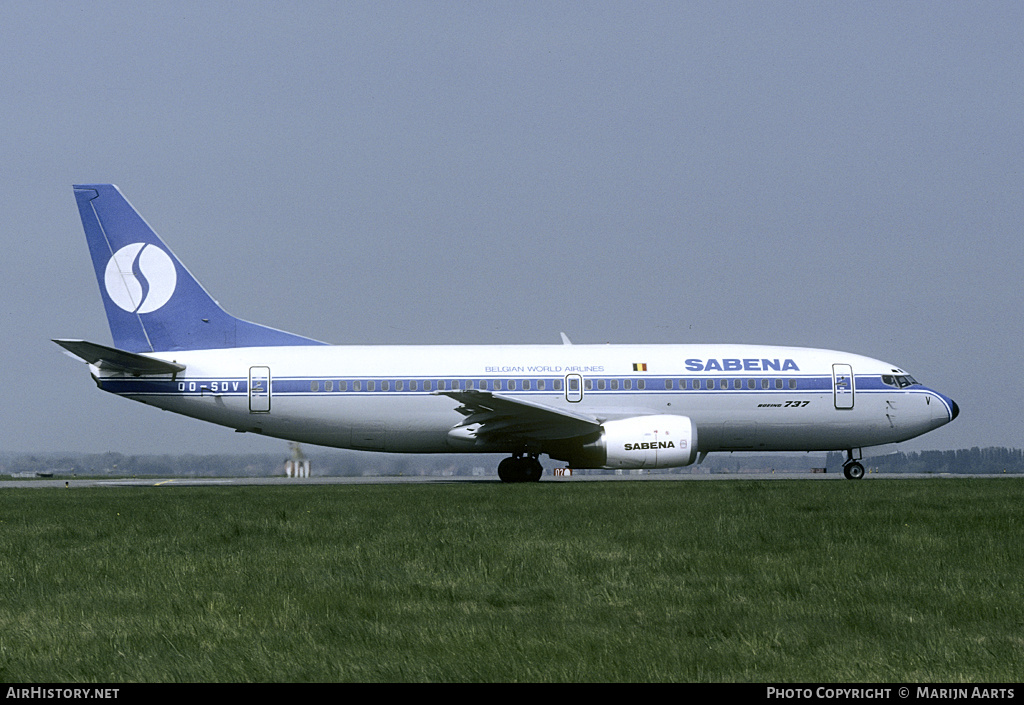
[100,374,915,397]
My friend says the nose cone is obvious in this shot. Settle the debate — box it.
[935,392,959,423]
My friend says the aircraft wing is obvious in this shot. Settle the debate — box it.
[435,388,602,444]
[53,339,186,376]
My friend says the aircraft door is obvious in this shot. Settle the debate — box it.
[833,364,854,409]
[249,366,271,413]
[565,374,583,403]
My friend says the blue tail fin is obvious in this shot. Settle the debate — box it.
[73,184,325,352]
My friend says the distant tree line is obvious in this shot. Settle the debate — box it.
[825,447,1024,475]
[2,447,1022,477]
[0,450,496,478]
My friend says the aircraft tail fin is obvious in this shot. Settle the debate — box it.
[72,184,325,353]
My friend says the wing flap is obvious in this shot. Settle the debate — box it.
[435,388,602,443]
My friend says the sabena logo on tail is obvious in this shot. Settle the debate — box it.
[104,242,177,314]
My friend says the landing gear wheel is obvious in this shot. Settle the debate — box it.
[524,457,543,482]
[498,457,516,483]
[843,461,865,480]
[497,455,543,483]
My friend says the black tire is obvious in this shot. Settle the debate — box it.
[525,457,543,482]
[497,456,543,483]
[843,462,865,480]
[498,457,516,483]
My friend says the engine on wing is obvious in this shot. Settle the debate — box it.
[572,415,698,469]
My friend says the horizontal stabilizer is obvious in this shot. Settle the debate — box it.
[53,339,185,376]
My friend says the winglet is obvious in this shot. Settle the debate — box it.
[560,332,573,345]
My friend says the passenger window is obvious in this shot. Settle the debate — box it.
[610,380,619,391]
[761,379,769,389]
[747,379,755,389]
[538,380,546,390]
[311,381,319,392]
[508,380,516,391]
[597,379,606,391]
[775,379,783,389]
[340,381,347,391]
[368,381,376,391]
[789,379,797,389]
[584,379,593,391]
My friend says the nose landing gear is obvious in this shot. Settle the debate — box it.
[843,449,865,480]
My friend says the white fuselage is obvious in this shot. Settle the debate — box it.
[92,343,956,463]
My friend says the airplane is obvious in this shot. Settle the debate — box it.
[55,184,958,481]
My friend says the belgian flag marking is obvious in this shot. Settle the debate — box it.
[632,363,647,372]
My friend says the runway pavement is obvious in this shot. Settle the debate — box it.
[2,471,1017,489]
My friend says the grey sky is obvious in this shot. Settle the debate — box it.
[2,2,1020,456]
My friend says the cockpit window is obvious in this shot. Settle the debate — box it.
[883,374,918,388]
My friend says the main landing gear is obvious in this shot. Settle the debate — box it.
[843,449,865,480]
[497,454,543,483]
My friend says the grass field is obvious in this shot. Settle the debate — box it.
[1,479,1022,682]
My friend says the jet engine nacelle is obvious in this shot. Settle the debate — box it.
[574,415,698,469]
